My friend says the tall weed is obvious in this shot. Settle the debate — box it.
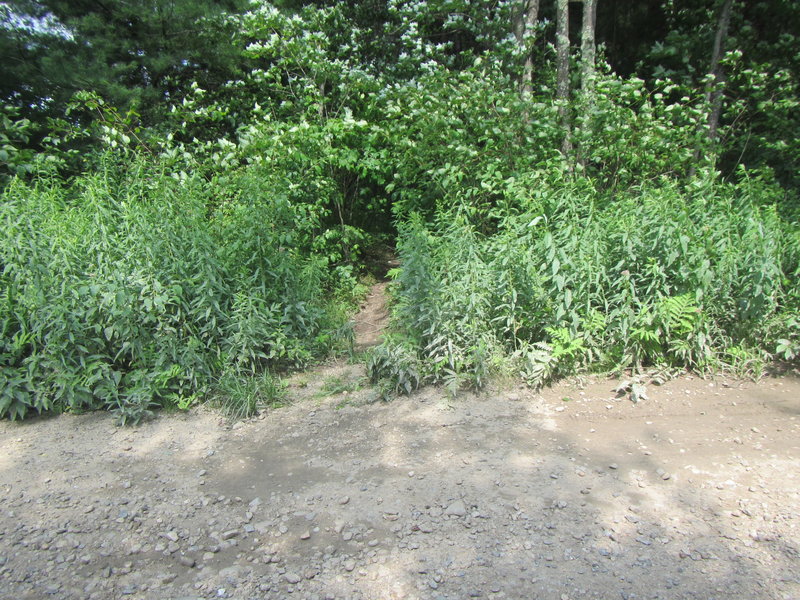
[371,172,799,393]
[0,155,354,423]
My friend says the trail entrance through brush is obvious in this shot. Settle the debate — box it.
[353,281,390,352]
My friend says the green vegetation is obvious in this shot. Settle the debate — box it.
[210,370,287,421]
[318,375,366,397]
[0,156,355,423]
[1,1,798,420]
[371,174,799,394]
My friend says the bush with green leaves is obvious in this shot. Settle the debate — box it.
[370,170,799,394]
[0,155,355,423]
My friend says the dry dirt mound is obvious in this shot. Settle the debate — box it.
[1,371,799,600]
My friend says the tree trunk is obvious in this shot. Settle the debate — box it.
[318,80,326,122]
[581,0,597,95]
[690,0,733,178]
[577,0,598,169]
[512,1,526,43]
[706,0,733,144]
[514,0,539,95]
[556,0,573,161]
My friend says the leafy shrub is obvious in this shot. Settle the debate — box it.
[372,171,799,394]
[0,155,355,423]
[366,336,422,398]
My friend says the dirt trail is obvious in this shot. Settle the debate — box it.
[352,281,390,351]
[1,293,799,600]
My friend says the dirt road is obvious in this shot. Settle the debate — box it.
[1,364,798,600]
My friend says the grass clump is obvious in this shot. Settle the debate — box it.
[210,370,287,421]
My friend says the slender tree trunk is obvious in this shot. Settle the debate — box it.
[577,0,598,169]
[556,0,573,161]
[690,0,733,178]
[512,1,526,43]
[706,0,733,144]
[318,81,326,121]
[522,0,539,95]
[581,0,597,95]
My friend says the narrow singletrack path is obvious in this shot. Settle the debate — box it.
[353,281,390,352]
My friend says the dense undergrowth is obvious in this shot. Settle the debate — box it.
[0,157,358,423]
[368,172,800,396]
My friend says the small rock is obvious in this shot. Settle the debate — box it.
[163,531,179,543]
[445,500,467,517]
[609,463,618,470]
[343,560,356,572]
[338,496,350,505]
[285,573,302,584]
[221,530,239,541]
[179,556,196,568]
[300,531,311,540]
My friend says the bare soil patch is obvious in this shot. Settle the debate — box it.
[1,369,798,600]
[352,281,390,352]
